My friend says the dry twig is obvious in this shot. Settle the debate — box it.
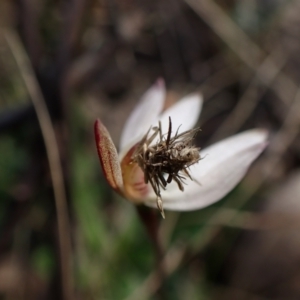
[4,30,73,300]
[185,0,298,106]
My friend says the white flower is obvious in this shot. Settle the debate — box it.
[94,80,268,213]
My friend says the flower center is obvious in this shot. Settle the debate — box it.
[132,117,201,217]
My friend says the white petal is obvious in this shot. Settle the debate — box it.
[119,79,166,156]
[157,93,203,139]
[145,129,268,211]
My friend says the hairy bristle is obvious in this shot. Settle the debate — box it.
[132,117,201,218]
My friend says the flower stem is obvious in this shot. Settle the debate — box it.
[136,206,166,298]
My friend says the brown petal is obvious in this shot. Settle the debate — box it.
[94,119,123,192]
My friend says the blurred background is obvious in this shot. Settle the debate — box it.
[0,0,300,299]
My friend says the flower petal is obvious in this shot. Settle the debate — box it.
[119,79,166,156]
[158,93,203,137]
[94,119,123,193]
[121,147,151,203]
[145,129,268,211]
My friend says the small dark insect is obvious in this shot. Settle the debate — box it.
[132,117,201,218]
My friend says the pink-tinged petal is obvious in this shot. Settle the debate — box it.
[153,93,203,144]
[94,119,123,193]
[121,146,151,203]
[145,129,268,211]
[119,79,166,156]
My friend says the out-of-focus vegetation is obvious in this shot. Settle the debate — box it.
[0,0,300,299]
